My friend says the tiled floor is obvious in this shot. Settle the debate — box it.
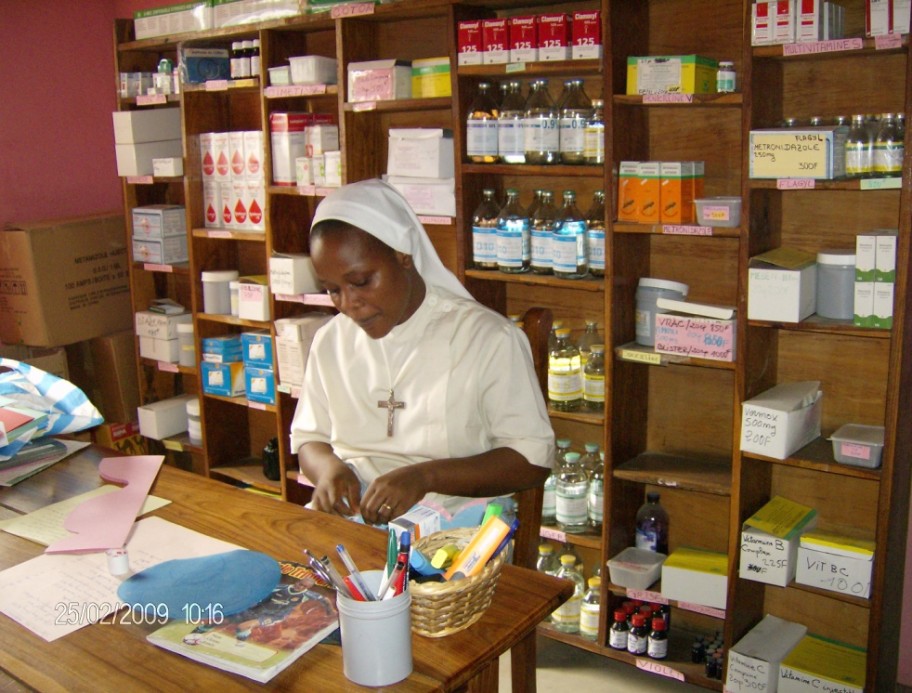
[498,634,706,692]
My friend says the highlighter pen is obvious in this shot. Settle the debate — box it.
[489,517,520,562]
[336,544,377,601]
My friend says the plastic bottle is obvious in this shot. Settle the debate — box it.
[561,542,585,575]
[585,191,606,277]
[523,79,559,164]
[627,613,648,655]
[497,80,526,164]
[716,61,736,93]
[587,452,604,531]
[583,345,605,413]
[239,39,253,78]
[579,442,601,475]
[874,112,903,177]
[531,190,558,274]
[535,543,560,575]
[526,188,544,221]
[635,492,669,555]
[250,38,261,76]
[548,327,582,411]
[609,608,629,650]
[579,576,601,641]
[845,114,874,178]
[551,554,585,632]
[495,188,530,273]
[547,319,565,353]
[230,41,243,79]
[647,616,669,659]
[555,451,589,533]
[471,188,500,270]
[553,190,589,279]
[541,442,563,524]
[583,99,605,165]
[558,79,592,164]
[466,81,500,163]
[577,319,603,366]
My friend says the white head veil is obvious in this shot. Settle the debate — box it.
[311,178,474,300]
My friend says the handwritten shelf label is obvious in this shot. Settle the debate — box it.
[662,224,713,236]
[248,401,267,411]
[275,293,333,307]
[679,601,726,619]
[617,348,663,365]
[777,178,816,189]
[136,94,167,106]
[331,1,374,18]
[643,93,694,104]
[157,362,179,373]
[162,439,184,451]
[297,185,317,196]
[314,187,336,197]
[781,38,863,55]
[860,177,902,190]
[875,34,903,50]
[143,263,173,273]
[205,79,229,92]
[418,215,453,226]
[265,84,327,98]
[207,230,233,239]
[654,314,736,362]
[539,526,567,543]
[636,658,685,681]
[626,589,668,604]
[126,176,154,185]
[352,101,377,112]
[505,62,527,73]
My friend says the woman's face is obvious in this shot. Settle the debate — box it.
[311,224,425,339]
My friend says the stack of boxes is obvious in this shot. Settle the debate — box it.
[131,204,188,265]
[865,0,912,36]
[200,335,245,397]
[268,112,338,188]
[200,130,265,231]
[385,129,456,217]
[242,331,276,405]
[617,161,705,225]
[854,229,897,328]
[457,10,601,66]
[135,310,192,364]
[274,314,333,390]
[751,0,847,45]
[112,108,182,177]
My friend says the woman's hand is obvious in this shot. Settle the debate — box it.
[308,456,362,517]
[360,466,429,525]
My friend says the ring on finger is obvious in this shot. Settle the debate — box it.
[380,503,393,515]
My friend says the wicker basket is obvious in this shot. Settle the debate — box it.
[409,526,509,638]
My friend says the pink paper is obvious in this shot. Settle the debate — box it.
[45,455,164,554]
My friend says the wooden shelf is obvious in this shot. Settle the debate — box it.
[613,342,737,370]
[210,464,282,495]
[457,58,601,78]
[748,315,892,339]
[465,269,605,291]
[191,228,267,242]
[196,313,272,329]
[343,96,451,113]
[461,162,603,177]
[613,93,743,107]
[202,392,278,414]
[743,437,882,481]
[611,221,741,238]
[613,452,733,497]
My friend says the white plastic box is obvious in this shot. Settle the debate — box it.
[829,423,885,468]
[606,547,666,590]
[694,197,742,227]
[347,59,412,102]
[137,394,196,440]
[289,55,337,85]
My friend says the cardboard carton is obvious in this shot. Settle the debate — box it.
[795,531,874,598]
[740,381,822,459]
[778,634,866,693]
[660,546,728,609]
[0,214,131,347]
[726,614,807,693]
[748,248,817,323]
[739,496,818,586]
[66,330,140,424]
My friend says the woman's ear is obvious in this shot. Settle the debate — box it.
[395,251,415,270]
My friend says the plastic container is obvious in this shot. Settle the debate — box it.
[267,65,290,86]
[176,322,195,368]
[816,250,856,320]
[635,277,689,346]
[186,397,203,446]
[288,55,338,85]
[829,423,885,468]
[694,196,742,227]
[201,270,238,314]
[607,547,667,590]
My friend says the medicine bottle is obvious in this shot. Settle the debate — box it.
[495,188,530,273]
[635,492,669,554]
[874,112,903,176]
[609,609,629,649]
[239,40,253,78]
[471,188,500,270]
[627,613,648,655]
[585,191,606,277]
[535,543,559,575]
[583,345,605,413]
[586,451,604,530]
[579,442,601,475]
[531,190,558,275]
[583,99,605,164]
[647,616,669,659]
[541,444,562,524]
[553,190,589,279]
[497,80,526,164]
[555,452,588,533]
[250,38,261,76]
[551,554,585,632]
[846,114,874,178]
[523,79,559,164]
[558,79,592,164]
[716,61,736,93]
[577,319,603,365]
[579,577,601,641]
[466,81,500,163]
[548,327,582,411]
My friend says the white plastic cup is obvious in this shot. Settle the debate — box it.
[336,569,413,687]
[635,277,689,346]
[201,270,239,314]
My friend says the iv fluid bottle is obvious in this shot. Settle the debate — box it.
[542,442,567,525]
[587,451,604,530]
[551,554,585,632]
[558,79,592,164]
[523,79,559,164]
[553,190,589,279]
[583,345,605,413]
[579,576,601,641]
[531,189,557,275]
[874,112,903,176]
[585,191,606,277]
[471,188,499,270]
[577,319,602,366]
[548,327,582,411]
[497,80,526,164]
[636,492,669,555]
[466,81,500,163]
[845,114,873,178]
[556,451,589,533]
[495,188,530,273]
[584,99,605,165]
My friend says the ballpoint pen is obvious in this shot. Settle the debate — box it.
[336,544,377,601]
[303,548,354,599]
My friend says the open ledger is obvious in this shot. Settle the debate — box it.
[147,560,339,683]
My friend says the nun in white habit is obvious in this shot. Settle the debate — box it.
[289,179,554,527]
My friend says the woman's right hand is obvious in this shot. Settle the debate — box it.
[299,443,362,517]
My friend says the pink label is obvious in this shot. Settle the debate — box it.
[143,263,173,273]
[418,215,452,226]
[352,101,376,112]
[662,224,713,236]
[297,185,317,196]
[643,93,694,103]
[875,34,902,49]
[654,314,735,362]
[127,176,154,185]
[265,84,327,98]
[158,362,179,373]
[679,602,726,619]
[248,401,267,410]
[331,1,373,18]
[840,442,872,460]
[626,589,668,604]
[636,659,685,681]
[208,230,233,239]
[205,79,229,91]
[777,178,816,189]
[136,94,167,106]
[701,205,731,221]
[539,526,567,543]
[782,37,863,55]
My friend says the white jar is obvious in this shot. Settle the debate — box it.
[635,278,689,346]
[176,322,195,368]
[186,397,203,447]
[816,250,856,320]
[229,280,241,317]
[201,270,239,314]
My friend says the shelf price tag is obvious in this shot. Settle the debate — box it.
[617,347,664,366]
[143,263,173,273]
[162,439,184,452]
[265,84,327,98]
[782,37,863,55]
[505,62,527,73]
[248,401,267,411]
[353,101,377,112]
[207,230,233,239]
[126,176,154,185]
[136,94,167,106]
[875,34,902,50]
[776,178,815,190]
[635,658,685,682]
[643,93,693,104]
[861,177,902,190]
[297,185,317,196]
[679,601,726,619]
[418,215,453,226]
[662,224,713,236]
[331,1,374,18]
[626,589,668,604]
[158,362,179,373]
[539,526,567,543]
[205,79,229,92]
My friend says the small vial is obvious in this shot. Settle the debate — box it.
[627,613,648,655]
[609,608,629,650]
[579,577,601,641]
[647,616,669,659]
[716,61,736,93]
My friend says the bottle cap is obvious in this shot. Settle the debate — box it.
[560,554,576,565]
[651,617,666,631]
[614,609,627,621]
[631,614,646,627]
[587,577,601,588]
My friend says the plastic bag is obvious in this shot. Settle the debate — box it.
[0,358,102,461]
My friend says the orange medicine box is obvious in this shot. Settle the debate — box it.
[659,161,695,224]
[636,162,661,224]
[617,161,640,222]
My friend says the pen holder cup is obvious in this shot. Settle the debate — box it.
[337,569,413,686]
[409,527,509,638]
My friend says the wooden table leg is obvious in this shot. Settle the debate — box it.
[510,631,536,693]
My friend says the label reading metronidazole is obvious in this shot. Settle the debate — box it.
[496,218,529,267]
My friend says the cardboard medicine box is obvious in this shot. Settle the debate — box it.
[457,20,483,66]
[134,311,192,340]
[626,55,718,95]
[0,214,132,347]
[132,235,188,265]
[240,331,273,369]
[116,139,184,177]
[725,614,808,693]
[137,394,196,440]
[268,253,320,295]
[508,16,538,63]
[387,129,455,179]
[347,59,411,102]
[739,496,818,587]
[139,335,180,363]
[201,360,246,397]
[740,381,822,460]
[571,10,602,60]
[245,366,276,405]
[749,126,848,180]
[411,57,451,98]
[660,547,728,610]
[237,275,270,321]
[112,108,181,144]
[795,531,874,598]
[537,13,570,61]
[748,248,817,323]
[274,314,333,388]
[385,176,456,217]
[778,634,866,693]
[481,18,509,64]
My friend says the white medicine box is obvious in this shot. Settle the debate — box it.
[740,381,822,460]
[387,129,455,180]
[237,276,271,321]
[726,614,807,693]
[112,108,181,144]
[795,531,874,599]
[748,248,817,323]
[660,547,728,610]
[268,253,320,295]
[739,496,817,587]
[137,394,195,440]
